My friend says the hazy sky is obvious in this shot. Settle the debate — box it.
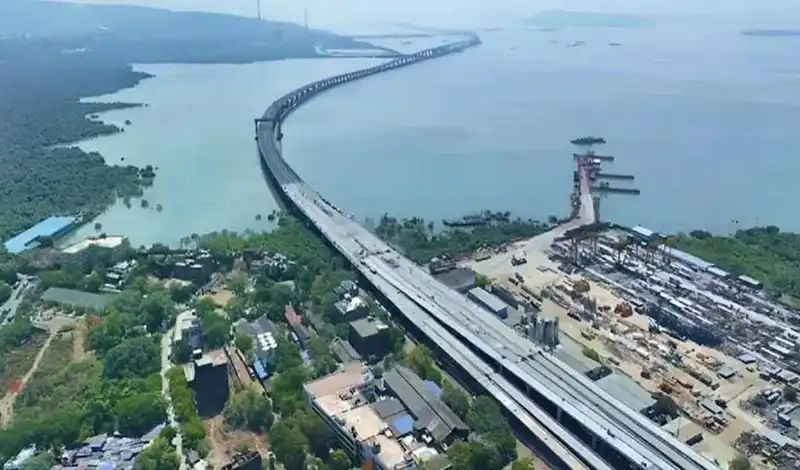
[49,0,800,34]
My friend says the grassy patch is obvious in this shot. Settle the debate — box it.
[0,330,48,394]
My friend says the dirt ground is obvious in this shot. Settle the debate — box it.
[204,288,234,309]
[471,243,765,465]
[205,415,269,468]
[72,318,90,362]
[0,315,77,428]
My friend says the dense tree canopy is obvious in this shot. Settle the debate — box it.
[223,389,274,433]
[373,214,548,263]
[671,226,800,301]
[134,437,180,470]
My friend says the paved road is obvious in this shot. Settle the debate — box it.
[1,278,36,325]
[161,330,186,470]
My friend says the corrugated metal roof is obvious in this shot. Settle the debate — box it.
[467,287,508,313]
[706,266,729,278]
[595,373,655,412]
[423,380,442,398]
[660,246,713,270]
[371,398,406,420]
[631,226,656,239]
[4,216,77,253]
[390,414,414,437]
[383,365,467,442]
[738,275,762,288]
[555,348,602,375]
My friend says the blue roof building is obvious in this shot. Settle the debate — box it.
[3,216,77,253]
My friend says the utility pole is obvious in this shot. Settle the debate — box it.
[256,0,261,20]
[304,8,309,29]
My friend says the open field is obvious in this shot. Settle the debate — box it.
[0,330,48,395]
[205,415,269,468]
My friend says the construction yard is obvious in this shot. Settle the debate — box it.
[467,242,773,467]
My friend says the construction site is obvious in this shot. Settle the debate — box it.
[461,138,800,469]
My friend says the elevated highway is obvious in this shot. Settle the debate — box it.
[255,36,718,470]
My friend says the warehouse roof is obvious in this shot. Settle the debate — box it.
[631,226,657,240]
[435,268,477,293]
[3,215,77,253]
[41,287,117,311]
[595,373,655,412]
[467,287,508,314]
[555,348,603,376]
[738,275,763,289]
[383,365,468,442]
[706,266,730,279]
[350,317,389,339]
[660,246,713,270]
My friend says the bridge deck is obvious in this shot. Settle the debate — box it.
[253,35,717,470]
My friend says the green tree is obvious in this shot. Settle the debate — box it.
[103,336,160,379]
[270,422,308,470]
[20,452,54,470]
[228,274,248,297]
[405,346,442,384]
[234,332,254,358]
[201,311,231,349]
[729,454,751,470]
[81,271,104,292]
[270,367,307,415]
[442,381,470,419]
[0,281,12,303]
[582,346,600,362]
[784,385,797,402]
[273,337,303,373]
[168,283,193,304]
[134,437,180,470]
[116,393,168,436]
[328,449,352,470]
[173,340,192,363]
[223,389,274,433]
[511,457,533,470]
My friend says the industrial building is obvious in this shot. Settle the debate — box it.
[335,296,370,321]
[330,337,362,364]
[380,365,469,445]
[349,317,391,359]
[40,287,117,311]
[3,215,78,254]
[555,348,608,381]
[174,309,204,352]
[737,275,763,290]
[62,235,127,254]
[235,315,279,379]
[434,268,477,294]
[466,287,509,319]
[185,350,230,417]
[594,373,656,413]
[661,417,703,446]
[304,364,458,470]
[631,225,659,242]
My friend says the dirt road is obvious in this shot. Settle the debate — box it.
[0,329,57,427]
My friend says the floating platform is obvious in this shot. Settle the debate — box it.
[592,186,640,195]
[597,173,634,180]
[573,153,614,162]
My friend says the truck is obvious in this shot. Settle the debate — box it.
[511,254,527,266]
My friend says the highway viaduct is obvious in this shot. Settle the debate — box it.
[253,35,719,470]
